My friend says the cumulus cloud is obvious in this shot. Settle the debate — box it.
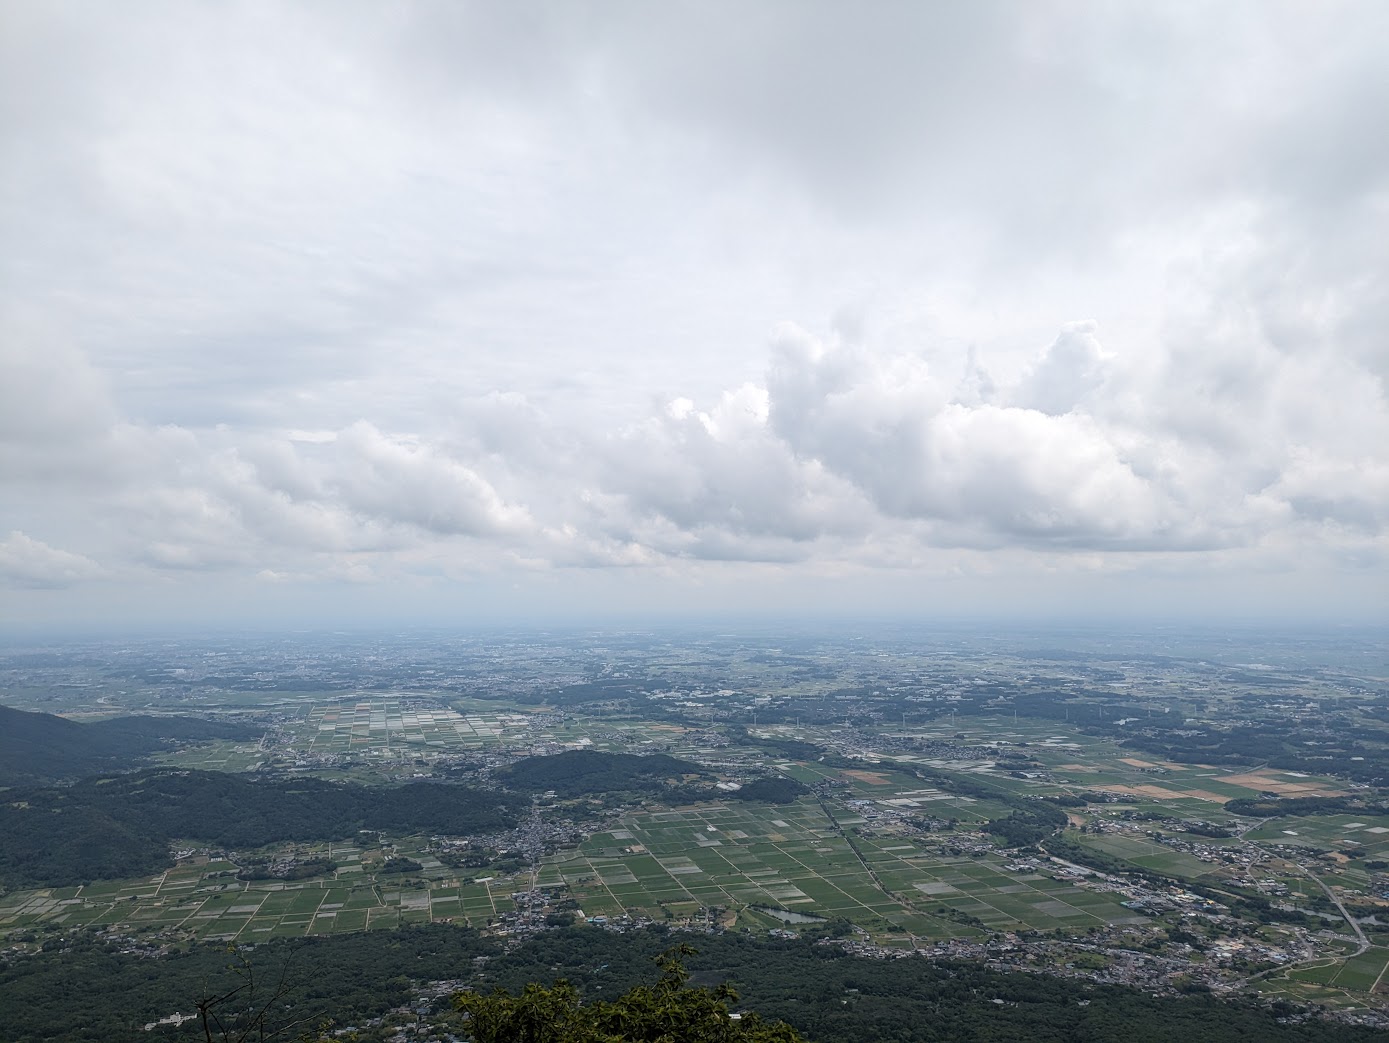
[0,531,104,588]
[597,383,870,549]
[574,319,1385,561]
[0,3,1384,621]
[330,421,532,538]
[1012,322,1112,417]
[761,326,1169,547]
[2,311,1385,595]
[95,422,535,572]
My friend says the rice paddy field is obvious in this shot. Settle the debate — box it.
[295,700,533,753]
[871,714,1349,817]
[1245,813,1389,857]
[0,794,1147,946]
[1283,944,1389,992]
[533,796,1147,939]
[5,695,1381,1005]
[0,841,534,942]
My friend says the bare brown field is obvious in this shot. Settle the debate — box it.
[1216,772,1344,797]
[1182,789,1233,803]
[842,770,892,785]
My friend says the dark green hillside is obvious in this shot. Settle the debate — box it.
[1224,795,1389,818]
[480,930,1383,1043]
[0,704,259,786]
[499,750,810,805]
[497,749,709,798]
[0,770,526,888]
[725,777,809,804]
[0,925,1374,1043]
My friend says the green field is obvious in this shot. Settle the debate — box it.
[0,841,529,943]
[1288,945,1389,994]
[1247,813,1389,856]
[1,703,1358,950]
[4,687,1383,1005]
[0,788,1146,945]
[538,795,1146,938]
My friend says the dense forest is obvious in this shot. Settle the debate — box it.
[0,770,526,888]
[497,749,710,798]
[498,748,811,806]
[0,924,1373,1043]
[724,777,809,804]
[0,705,259,785]
[980,802,1069,848]
[1224,795,1389,818]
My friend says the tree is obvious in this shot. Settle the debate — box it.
[195,946,326,1043]
[452,945,803,1042]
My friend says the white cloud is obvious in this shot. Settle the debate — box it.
[331,421,533,537]
[0,531,104,588]
[1012,322,1112,417]
[0,2,1384,623]
[762,326,1173,547]
[1,307,1384,609]
[0,311,117,480]
[597,382,871,550]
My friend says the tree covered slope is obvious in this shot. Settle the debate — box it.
[0,769,526,887]
[0,704,259,785]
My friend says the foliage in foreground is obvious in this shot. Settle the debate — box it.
[3,924,1381,1043]
[454,945,803,1043]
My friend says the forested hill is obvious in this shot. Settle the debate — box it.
[0,770,527,888]
[0,924,1374,1043]
[0,704,259,785]
[497,749,709,797]
[496,749,809,804]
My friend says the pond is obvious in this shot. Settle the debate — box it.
[757,906,826,924]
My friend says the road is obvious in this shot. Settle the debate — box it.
[1233,818,1369,955]
[1228,827,1370,989]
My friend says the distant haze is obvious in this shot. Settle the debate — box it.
[1,2,1385,628]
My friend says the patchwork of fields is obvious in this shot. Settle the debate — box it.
[0,845,534,942]
[536,799,1148,937]
[0,795,1149,944]
[5,696,1383,1009]
[298,701,532,753]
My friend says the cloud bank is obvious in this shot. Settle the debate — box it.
[1,2,1384,623]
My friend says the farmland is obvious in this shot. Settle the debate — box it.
[0,693,1361,952]
[2,625,1387,1019]
[0,847,529,942]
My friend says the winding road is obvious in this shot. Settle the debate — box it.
[1228,827,1370,989]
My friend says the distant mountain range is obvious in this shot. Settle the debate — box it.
[0,704,259,786]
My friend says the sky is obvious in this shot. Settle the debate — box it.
[1,1,1386,629]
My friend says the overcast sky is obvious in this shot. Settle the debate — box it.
[2,1,1386,629]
